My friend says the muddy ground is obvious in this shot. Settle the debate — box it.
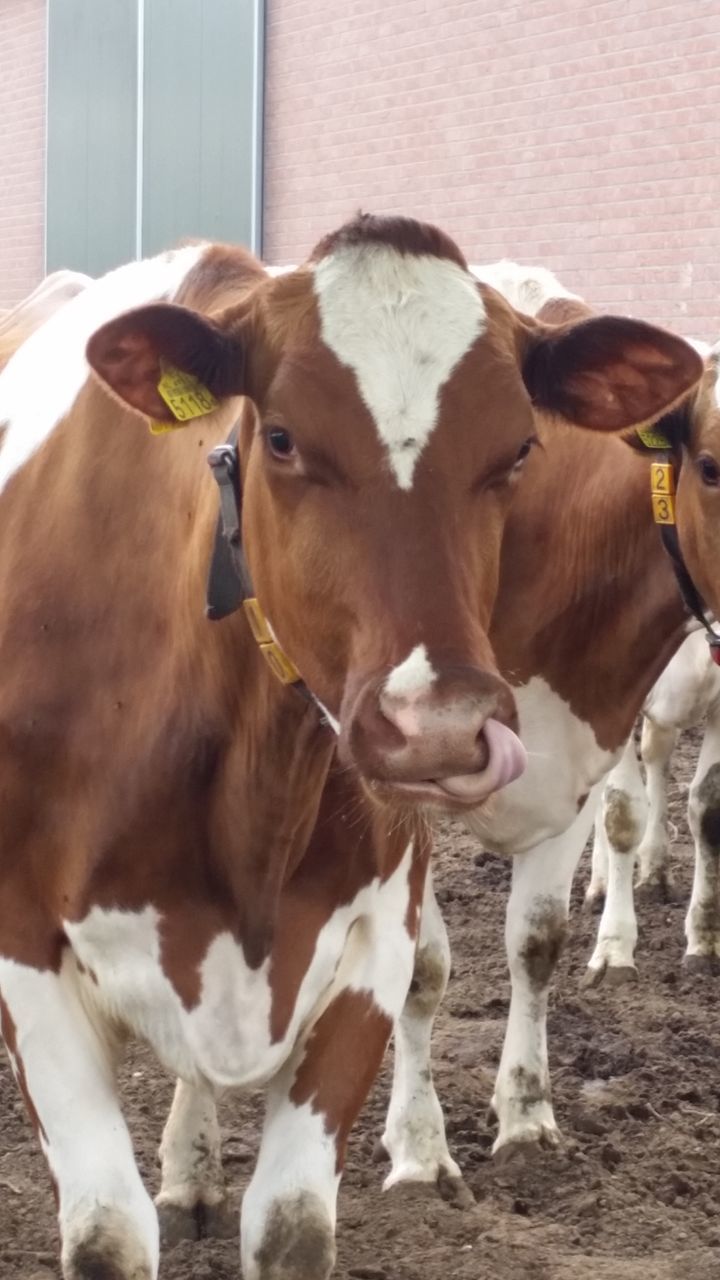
[2,727,719,1280]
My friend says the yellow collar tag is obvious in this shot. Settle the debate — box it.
[651,460,676,525]
[637,426,672,449]
[243,597,301,685]
[150,365,218,435]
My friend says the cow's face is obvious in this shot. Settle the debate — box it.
[670,348,720,620]
[88,216,702,813]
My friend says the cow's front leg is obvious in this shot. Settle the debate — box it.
[493,789,599,1156]
[156,1079,235,1243]
[241,850,420,1280]
[586,739,646,983]
[380,869,461,1188]
[0,950,158,1280]
[686,705,720,969]
[636,715,676,897]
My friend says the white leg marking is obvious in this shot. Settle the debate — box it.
[0,952,158,1280]
[587,740,646,980]
[157,1079,224,1212]
[314,245,485,489]
[242,843,419,1278]
[493,788,601,1155]
[686,704,720,960]
[585,790,609,905]
[381,869,460,1187]
[637,716,676,889]
[242,1089,338,1280]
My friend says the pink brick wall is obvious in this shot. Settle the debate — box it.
[0,0,45,309]
[264,0,720,338]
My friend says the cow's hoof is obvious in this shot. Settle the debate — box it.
[583,888,606,914]
[436,1167,475,1208]
[581,962,637,989]
[493,1122,560,1163]
[64,1212,154,1280]
[249,1192,335,1280]
[683,953,720,976]
[158,1199,237,1246]
[635,874,673,904]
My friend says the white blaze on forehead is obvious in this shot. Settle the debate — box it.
[384,644,436,700]
[0,244,206,495]
[313,244,486,489]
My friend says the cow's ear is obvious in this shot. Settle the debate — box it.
[521,315,704,431]
[86,303,246,423]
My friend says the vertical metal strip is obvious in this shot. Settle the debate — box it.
[135,0,145,259]
[43,0,51,274]
[250,0,266,257]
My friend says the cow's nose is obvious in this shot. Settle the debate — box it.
[345,652,527,808]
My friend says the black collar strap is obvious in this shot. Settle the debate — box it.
[205,430,324,703]
[638,428,720,665]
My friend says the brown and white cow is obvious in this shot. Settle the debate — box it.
[363,264,720,1180]
[0,222,701,1280]
[587,618,720,974]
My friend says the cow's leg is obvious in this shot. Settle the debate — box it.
[156,1079,235,1243]
[585,801,609,908]
[636,716,676,897]
[585,739,646,984]
[0,952,158,1280]
[379,868,461,1188]
[240,863,419,1280]
[492,788,600,1156]
[685,709,720,968]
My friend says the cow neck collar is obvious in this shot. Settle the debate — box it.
[636,426,720,664]
[205,427,332,723]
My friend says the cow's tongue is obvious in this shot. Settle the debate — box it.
[435,718,527,802]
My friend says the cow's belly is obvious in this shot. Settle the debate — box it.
[466,676,618,855]
[63,849,413,1090]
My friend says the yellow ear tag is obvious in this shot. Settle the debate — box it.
[636,426,672,449]
[150,366,218,435]
[651,460,676,525]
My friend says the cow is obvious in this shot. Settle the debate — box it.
[586,626,720,977]
[0,219,701,1280]
[357,263,720,1183]
[0,269,92,368]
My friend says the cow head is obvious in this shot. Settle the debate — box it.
[86,215,702,812]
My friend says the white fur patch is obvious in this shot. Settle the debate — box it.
[0,245,206,495]
[465,675,617,855]
[471,260,580,317]
[313,245,485,489]
[61,844,415,1090]
[384,644,436,699]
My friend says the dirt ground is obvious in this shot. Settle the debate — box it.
[2,726,720,1280]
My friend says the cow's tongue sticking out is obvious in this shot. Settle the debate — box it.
[433,718,527,802]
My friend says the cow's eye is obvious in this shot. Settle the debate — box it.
[698,453,720,487]
[266,427,296,460]
[512,437,537,472]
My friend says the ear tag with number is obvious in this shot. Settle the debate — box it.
[637,426,672,449]
[651,460,676,525]
[150,365,218,435]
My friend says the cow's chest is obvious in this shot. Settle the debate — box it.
[469,676,619,854]
[63,850,414,1090]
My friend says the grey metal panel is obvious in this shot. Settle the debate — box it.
[46,0,138,275]
[142,0,263,258]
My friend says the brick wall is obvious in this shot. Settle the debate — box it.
[0,0,45,308]
[264,0,720,337]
